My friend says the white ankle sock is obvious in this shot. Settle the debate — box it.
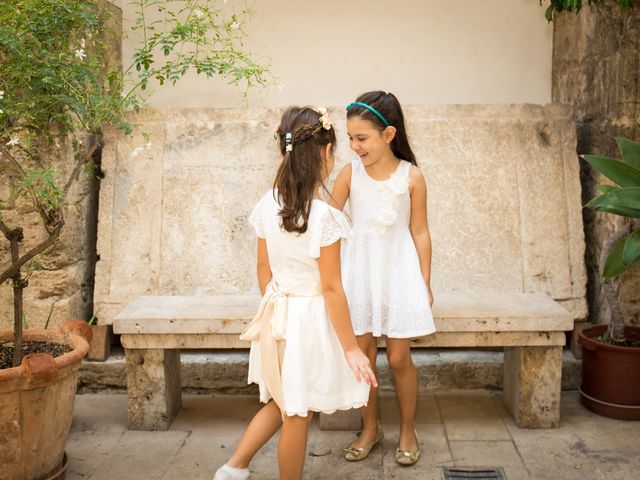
[213,463,250,480]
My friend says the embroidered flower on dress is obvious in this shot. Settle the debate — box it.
[375,206,398,227]
[387,171,408,195]
[370,167,408,230]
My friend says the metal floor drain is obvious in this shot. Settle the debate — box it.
[442,467,507,479]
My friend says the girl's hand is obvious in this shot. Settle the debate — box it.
[345,347,378,387]
[427,285,434,307]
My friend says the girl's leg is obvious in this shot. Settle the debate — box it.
[278,413,313,480]
[226,400,283,468]
[386,338,418,451]
[349,333,380,448]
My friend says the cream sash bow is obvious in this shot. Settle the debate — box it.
[240,280,323,415]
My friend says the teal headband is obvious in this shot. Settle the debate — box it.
[346,101,389,127]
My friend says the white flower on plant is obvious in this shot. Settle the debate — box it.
[230,21,240,30]
[6,137,19,146]
[194,9,204,18]
[0,90,4,99]
[75,48,86,60]
[131,146,144,157]
[80,38,86,49]
[145,141,152,150]
[0,109,3,114]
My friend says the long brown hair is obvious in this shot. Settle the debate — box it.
[273,106,336,234]
[346,91,417,166]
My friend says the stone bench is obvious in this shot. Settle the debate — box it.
[113,292,573,431]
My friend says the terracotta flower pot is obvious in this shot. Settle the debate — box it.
[0,321,91,480]
[578,324,640,420]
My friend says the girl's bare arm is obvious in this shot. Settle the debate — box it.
[408,166,434,305]
[318,240,377,386]
[256,238,272,295]
[328,163,352,210]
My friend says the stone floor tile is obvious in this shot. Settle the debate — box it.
[437,391,511,441]
[88,430,190,480]
[379,392,441,425]
[449,440,524,467]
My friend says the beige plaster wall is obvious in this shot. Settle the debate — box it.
[112,0,553,107]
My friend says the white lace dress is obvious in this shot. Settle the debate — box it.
[342,160,436,338]
[246,190,370,416]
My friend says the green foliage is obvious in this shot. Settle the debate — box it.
[540,0,636,21]
[584,138,640,278]
[18,168,66,213]
[0,0,272,221]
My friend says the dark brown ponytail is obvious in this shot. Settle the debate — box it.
[273,106,336,234]
[346,91,417,166]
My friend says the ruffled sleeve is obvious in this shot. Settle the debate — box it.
[248,195,266,239]
[308,206,352,258]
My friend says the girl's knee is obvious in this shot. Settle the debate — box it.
[387,349,413,373]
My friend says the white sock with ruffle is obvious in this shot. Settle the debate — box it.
[213,463,250,480]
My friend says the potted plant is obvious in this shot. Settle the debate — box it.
[578,137,640,420]
[0,1,270,478]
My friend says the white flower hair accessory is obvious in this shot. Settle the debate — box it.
[314,106,332,130]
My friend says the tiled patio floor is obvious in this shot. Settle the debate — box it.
[66,391,639,480]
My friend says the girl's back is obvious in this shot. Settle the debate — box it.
[250,190,350,286]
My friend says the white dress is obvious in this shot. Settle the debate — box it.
[342,160,436,338]
[246,190,370,417]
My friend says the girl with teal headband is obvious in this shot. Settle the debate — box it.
[332,91,436,466]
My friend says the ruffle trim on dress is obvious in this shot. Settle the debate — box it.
[252,388,369,417]
[308,205,352,258]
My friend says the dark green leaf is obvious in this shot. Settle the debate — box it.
[622,230,640,267]
[597,185,617,194]
[617,137,640,170]
[603,235,627,278]
[583,155,640,187]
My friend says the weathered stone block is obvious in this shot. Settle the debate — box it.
[503,346,562,428]
[125,348,181,430]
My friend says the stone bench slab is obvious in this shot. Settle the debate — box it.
[113,292,573,335]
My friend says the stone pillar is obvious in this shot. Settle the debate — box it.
[125,348,181,430]
[553,1,640,328]
[503,346,563,428]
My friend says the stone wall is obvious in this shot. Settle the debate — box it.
[552,1,640,325]
[0,4,122,332]
[94,104,587,324]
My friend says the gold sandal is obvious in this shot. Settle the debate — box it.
[343,422,384,462]
[395,429,420,466]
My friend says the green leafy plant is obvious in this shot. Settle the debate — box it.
[540,0,636,21]
[0,0,272,367]
[582,138,640,342]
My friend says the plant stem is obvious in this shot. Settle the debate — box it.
[7,227,25,367]
[0,221,63,285]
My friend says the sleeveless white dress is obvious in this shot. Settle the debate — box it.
[341,160,436,338]
[246,190,370,417]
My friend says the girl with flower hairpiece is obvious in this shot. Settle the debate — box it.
[213,106,376,480]
[331,91,436,467]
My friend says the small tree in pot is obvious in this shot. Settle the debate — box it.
[0,1,270,478]
[579,137,640,420]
